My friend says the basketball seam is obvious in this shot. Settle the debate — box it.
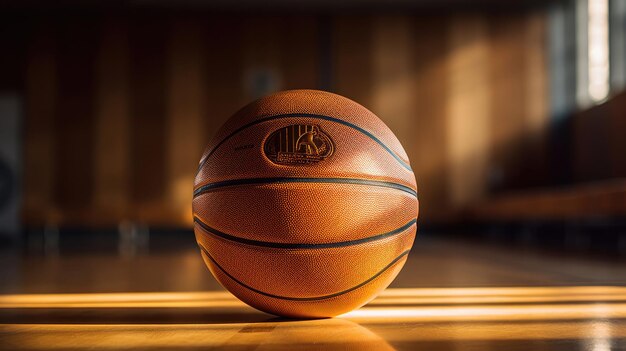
[193,177,418,198]
[194,216,417,249]
[198,244,411,301]
[197,113,413,173]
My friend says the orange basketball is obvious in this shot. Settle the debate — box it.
[193,90,418,318]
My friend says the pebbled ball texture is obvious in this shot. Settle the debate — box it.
[193,89,418,318]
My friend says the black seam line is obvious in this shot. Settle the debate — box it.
[197,112,413,173]
[194,216,417,249]
[198,244,411,301]
[193,177,417,198]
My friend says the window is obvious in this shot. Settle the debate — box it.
[586,0,610,103]
[610,0,626,92]
[549,0,626,116]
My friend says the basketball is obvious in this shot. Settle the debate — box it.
[193,89,418,318]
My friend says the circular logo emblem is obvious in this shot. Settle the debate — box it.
[264,124,334,165]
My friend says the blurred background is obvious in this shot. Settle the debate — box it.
[0,0,625,294]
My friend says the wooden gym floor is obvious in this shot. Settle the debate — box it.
[0,233,625,350]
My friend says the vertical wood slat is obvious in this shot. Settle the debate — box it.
[54,19,98,221]
[22,21,57,225]
[93,18,131,224]
[166,18,207,225]
[523,11,549,137]
[129,18,168,222]
[241,15,282,100]
[333,16,374,108]
[279,16,319,90]
[203,16,245,144]
[488,14,527,191]
[18,12,554,227]
[521,11,549,188]
[411,17,450,219]
[371,15,416,145]
[446,14,491,208]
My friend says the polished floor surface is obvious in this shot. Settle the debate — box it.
[1,234,625,350]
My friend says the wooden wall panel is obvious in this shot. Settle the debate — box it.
[241,16,282,100]
[279,16,319,90]
[93,18,131,223]
[519,11,549,189]
[54,19,98,218]
[238,15,319,95]
[166,19,208,225]
[371,16,416,147]
[410,17,450,220]
[486,12,549,192]
[203,16,246,142]
[129,18,168,221]
[523,12,549,138]
[17,11,556,227]
[445,15,491,208]
[333,16,374,107]
[22,21,57,224]
[488,14,527,191]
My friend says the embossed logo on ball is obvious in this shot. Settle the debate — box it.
[264,124,334,165]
